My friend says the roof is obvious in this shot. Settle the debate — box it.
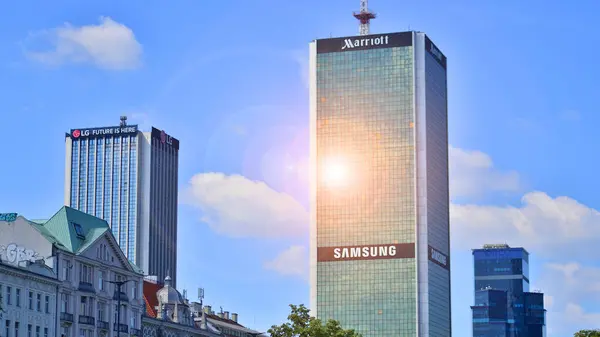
[143,280,163,318]
[206,316,262,334]
[39,206,110,254]
[25,206,144,274]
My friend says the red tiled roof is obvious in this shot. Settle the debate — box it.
[143,280,163,318]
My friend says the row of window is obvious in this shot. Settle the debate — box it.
[60,261,138,299]
[4,321,49,337]
[1,285,50,313]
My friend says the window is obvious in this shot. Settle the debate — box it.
[98,271,105,291]
[37,294,41,311]
[16,288,21,307]
[28,324,32,337]
[28,291,33,310]
[62,259,71,281]
[6,286,12,305]
[44,328,48,337]
[45,295,50,313]
[61,293,70,313]
[79,264,92,284]
[97,302,105,322]
[73,223,85,237]
[131,283,137,299]
[15,322,19,337]
[5,320,10,337]
[36,326,40,337]
[130,311,138,328]
[80,296,94,316]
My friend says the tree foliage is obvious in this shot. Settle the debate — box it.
[575,330,600,337]
[268,304,362,337]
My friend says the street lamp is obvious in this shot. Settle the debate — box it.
[108,279,134,336]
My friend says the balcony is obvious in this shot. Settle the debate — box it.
[113,323,128,333]
[130,327,142,336]
[97,321,109,330]
[78,315,95,326]
[60,312,74,323]
[78,281,96,294]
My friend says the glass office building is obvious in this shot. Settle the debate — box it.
[309,31,451,336]
[64,119,180,287]
[471,244,546,337]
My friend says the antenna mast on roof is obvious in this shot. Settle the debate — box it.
[353,0,376,36]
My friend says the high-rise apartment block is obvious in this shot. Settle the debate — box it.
[64,117,179,287]
[309,30,451,336]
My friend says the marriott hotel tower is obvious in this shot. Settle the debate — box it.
[64,117,180,288]
[309,31,451,336]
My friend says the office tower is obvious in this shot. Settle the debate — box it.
[471,244,546,337]
[64,117,180,287]
[308,15,451,337]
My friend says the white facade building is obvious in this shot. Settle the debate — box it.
[0,252,60,337]
[0,207,145,337]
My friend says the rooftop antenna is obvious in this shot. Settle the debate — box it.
[353,0,376,36]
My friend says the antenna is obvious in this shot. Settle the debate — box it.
[353,0,376,36]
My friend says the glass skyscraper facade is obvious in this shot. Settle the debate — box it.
[471,244,546,337]
[309,32,451,337]
[66,125,140,260]
[64,120,180,287]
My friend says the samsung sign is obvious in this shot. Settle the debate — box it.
[428,245,450,270]
[70,125,138,139]
[318,243,415,262]
[317,32,413,54]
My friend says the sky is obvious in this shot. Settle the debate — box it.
[0,0,599,335]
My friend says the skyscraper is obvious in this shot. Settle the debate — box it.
[471,244,546,337]
[64,117,180,287]
[309,30,451,336]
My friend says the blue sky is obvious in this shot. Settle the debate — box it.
[1,0,599,335]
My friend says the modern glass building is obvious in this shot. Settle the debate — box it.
[471,244,546,337]
[309,31,451,337]
[64,117,180,287]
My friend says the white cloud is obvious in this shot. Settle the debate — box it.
[184,173,308,238]
[449,145,521,198]
[291,50,309,89]
[537,263,600,335]
[451,191,600,258]
[25,16,142,70]
[264,245,308,279]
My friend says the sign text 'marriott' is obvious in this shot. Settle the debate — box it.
[317,32,413,54]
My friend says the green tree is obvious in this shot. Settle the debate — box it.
[268,304,362,337]
[575,330,600,337]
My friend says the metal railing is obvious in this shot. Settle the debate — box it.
[60,312,73,322]
[78,315,95,326]
[113,323,128,333]
[97,321,109,330]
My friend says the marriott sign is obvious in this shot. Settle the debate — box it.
[316,31,413,54]
[342,35,389,50]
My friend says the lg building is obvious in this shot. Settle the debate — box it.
[309,28,451,336]
[64,117,180,287]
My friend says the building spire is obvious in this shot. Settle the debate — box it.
[353,0,376,36]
